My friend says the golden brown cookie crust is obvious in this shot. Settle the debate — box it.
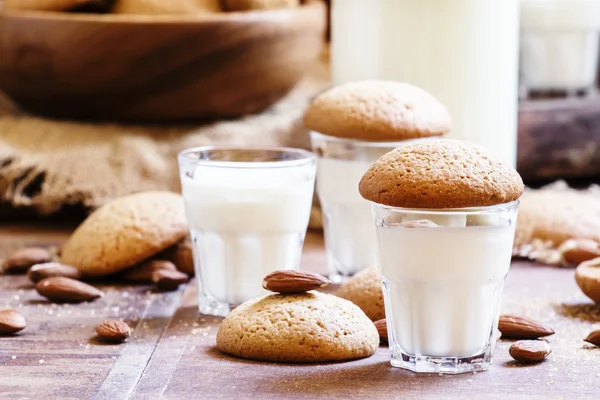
[336,266,384,321]
[303,81,452,142]
[61,191,188,277]
[359,139,524,208]
[216,291,379,363]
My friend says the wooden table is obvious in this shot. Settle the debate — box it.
[1,224,599,400]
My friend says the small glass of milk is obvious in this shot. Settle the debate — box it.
[178,146,317,317]
[311,132,426,284]
[371,201,519,374]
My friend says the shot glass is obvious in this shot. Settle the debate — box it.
[310,131,424,283]
[178,146,317,317]
[371,201,519,374]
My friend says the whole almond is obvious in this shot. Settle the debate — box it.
[28,262,82,283]
[509,340,551,363]
[498,314,554,339]
[36,277,103,303]
[122,260,177,283]
[584,329,600,347]
[575,257,600,304]
[157,236,194,276]
[0,309,26,335]
[262,270,330,294]
[2,247,51,274]
[96,320,131,343]
[559,239,600,266]
[374,318,388,343]
[152,269,190,291]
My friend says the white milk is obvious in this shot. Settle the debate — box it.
[182,164,315,306]
[316,157,377,280]
[378,225,514,357]
[331,0,520,166]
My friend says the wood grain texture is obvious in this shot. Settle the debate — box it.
[0,1,325,122]
[1,227,599,399]
[518,97,600,181]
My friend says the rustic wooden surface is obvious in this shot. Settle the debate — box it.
[0,1,325,122]
[518,96,600,182]
[1,224,599,400]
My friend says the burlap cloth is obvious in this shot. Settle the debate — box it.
[0,53,329,227]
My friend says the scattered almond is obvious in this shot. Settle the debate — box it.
[96,319,131,343]
[498,314,554,339]
[262,270,330,294]
[0,309,26,335]
[35,277,103,303]
[575,257,600,304]
[122,260,177,283]
[28,262,82,283]
[157,236,194,276]
[400,219,438,228]
[559,239,600,266]
[2,247,52,274]
[374,318,387,343]
[152,269,190,291]
[584,329,600,347]
[509,340,551,363]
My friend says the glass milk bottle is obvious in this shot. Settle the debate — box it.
[331,0,520,166]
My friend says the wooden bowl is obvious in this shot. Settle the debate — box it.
[0,1,325,122]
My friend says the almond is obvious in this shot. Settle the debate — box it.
[498,314,554,339]
[2,247,51,274]
[262,270,330,294]
[28,262,82,283]
[152,269,190,291]
[157,236,194,276]
[122,260,177,283]
[509,340,551,363]
[374,318,387,343]
[0,309,26,335]
[559,239,600,266]
[96,319,131,343]
[35,277,103,303]
[575,257,600,304]
[584,329,600,347]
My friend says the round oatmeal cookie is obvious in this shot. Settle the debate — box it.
[216,291,379,363]
[61,191,188,277]
[336,266,384,321]
[303,80,451,142]
[359,139,524,208]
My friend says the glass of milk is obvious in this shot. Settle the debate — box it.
[371,201,519,374]
[311,132,413,284]
[178,146,316,317]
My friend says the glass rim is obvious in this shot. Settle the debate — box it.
[371,200,520,214]
[309,130,443,147]
[178,145,316,169]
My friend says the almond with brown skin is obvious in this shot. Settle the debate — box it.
[122,260,177,283]
[152,269,190,291]
[262,270,330,294]
[0,309,26,335]
[584,329,600,347]
[36,277,103,303]
[498,314,554,339]
[28,262,82,283]
[374,318,388,343]
[96,320,131,343]
[509,340,551,363]
[575,257,600,304]
[2,247,52,274]
[559,239,600,266]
